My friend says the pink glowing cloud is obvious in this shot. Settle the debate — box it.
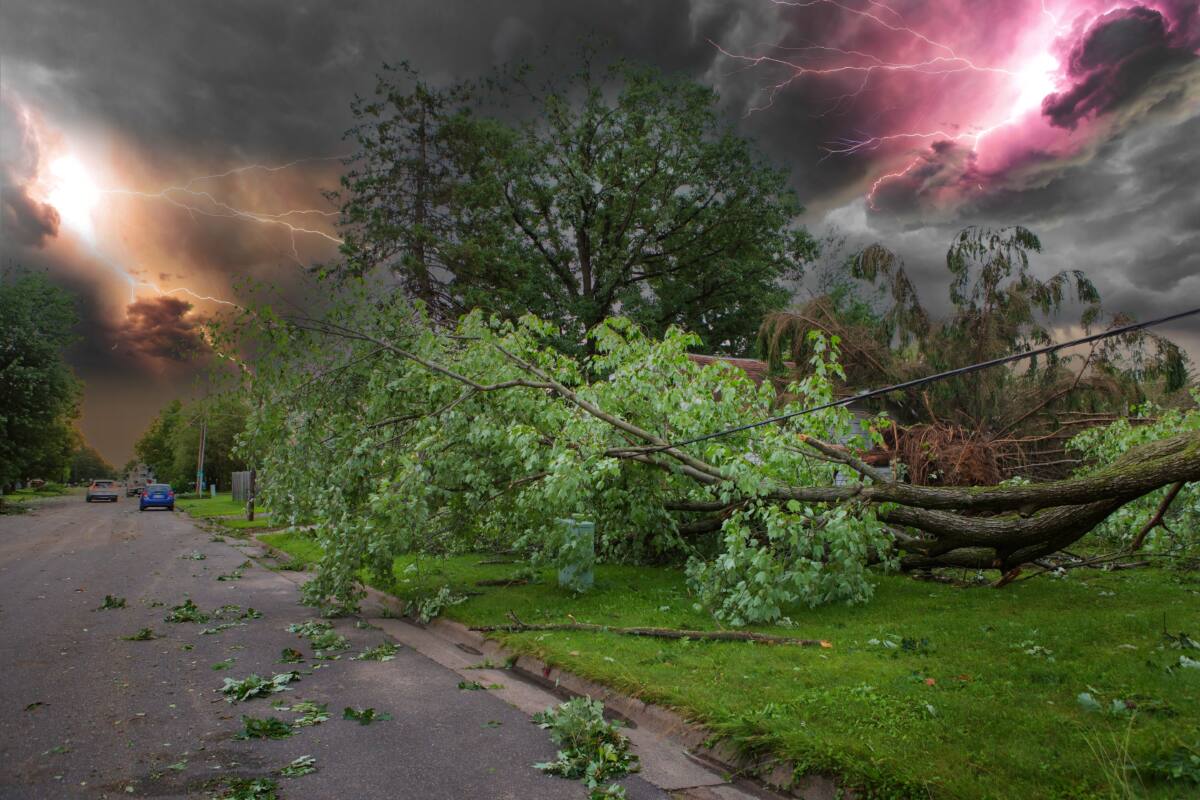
[721,0,1200,212]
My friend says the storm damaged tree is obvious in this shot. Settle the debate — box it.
[235,290,1198,624]
[757,226,1191,482]
[335,57,816,354]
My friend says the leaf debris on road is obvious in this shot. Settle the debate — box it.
[343,706,391,724]
[122,628,158,641]
[221,672,300,703]
[352,641,399,661]
[279,755,317,777]
[234,715,294,740]
[164,599,209,623]
[96,594,126,610]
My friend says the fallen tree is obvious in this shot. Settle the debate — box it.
[236,302,1198,624]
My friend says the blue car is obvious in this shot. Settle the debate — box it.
[139,483,175,512]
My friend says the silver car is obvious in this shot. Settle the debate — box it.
[86,480,119,503]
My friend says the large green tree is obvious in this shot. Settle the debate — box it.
[337,58,816,354]
[134,399,183,484]
[0,270,81,489]
[133,395,248,491]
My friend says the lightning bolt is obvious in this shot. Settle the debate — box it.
[713,39,1016,114]
[720,0,1082,205]
[100,155,345,267]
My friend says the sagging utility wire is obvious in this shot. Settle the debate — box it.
[621,305,1200,457]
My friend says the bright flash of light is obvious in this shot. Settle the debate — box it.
[1011,51,1060,117]
[45,156,101,242]
[33,145,344,312]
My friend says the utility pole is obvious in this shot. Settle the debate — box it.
[195,417,207,498]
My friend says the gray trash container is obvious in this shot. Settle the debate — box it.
[555,518,595,592]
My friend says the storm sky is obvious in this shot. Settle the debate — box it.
[2,0,1198,465]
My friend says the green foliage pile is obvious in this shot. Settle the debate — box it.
[220,672,299,703]
[342,706,391,724]
[278,755,317,778]
[532,697,639,799]
[351,642,399,661]
[164,599,209,623]
[96,594,126,610]
[234,715,293,740]
[122,628,157,641]
[211,777,278,800]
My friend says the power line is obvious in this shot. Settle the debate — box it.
[626,305,1200,457]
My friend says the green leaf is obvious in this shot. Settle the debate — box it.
[122,628,157,641]
[234,715,293,740]
[96,594,126,610]
[342,706,391,725]
[278,755,317,778]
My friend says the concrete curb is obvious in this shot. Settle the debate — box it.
[249,535,849,800]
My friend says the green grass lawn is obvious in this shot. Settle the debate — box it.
[260,531,1200,798]
[6,484,72,500]
[175,492,267,518]
[1,484,75,511]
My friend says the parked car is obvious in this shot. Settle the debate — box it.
[86,480,119,503]
[139,483,175,512]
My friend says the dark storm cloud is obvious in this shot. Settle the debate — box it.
[867,141,977,217]
[118,296,206,362]
[1043,4,1199,128]
[0,0,750,166]
[1,0,1197,462]
[0,93,60,246]
[0,0,767,289]
[827,107,1200,356]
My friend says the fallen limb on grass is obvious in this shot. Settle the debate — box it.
[472,611,832,647]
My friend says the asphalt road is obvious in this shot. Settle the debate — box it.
[0,496,666,799]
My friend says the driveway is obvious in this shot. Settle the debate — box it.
[0,496,666,799]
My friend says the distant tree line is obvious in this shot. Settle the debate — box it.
[132,395,247,492]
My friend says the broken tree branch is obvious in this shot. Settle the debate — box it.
[472,612,832,647]
[1128,481,1185,552]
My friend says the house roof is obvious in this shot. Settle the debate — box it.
[686,354,784,386]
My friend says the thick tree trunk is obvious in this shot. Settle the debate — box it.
[780,431,1198,572]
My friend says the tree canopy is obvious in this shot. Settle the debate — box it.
[0,270,82,488]
[335,58,816,354]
